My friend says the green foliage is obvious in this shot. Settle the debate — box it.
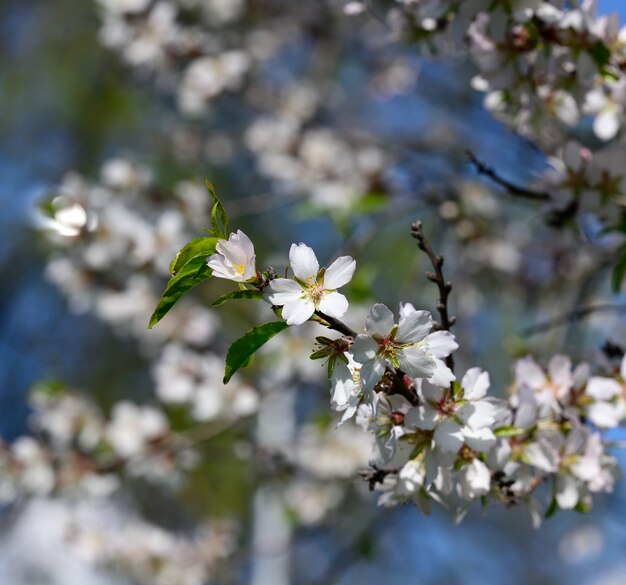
[169,237,219,276]
[545,496,558,519]
[149,255,213,329]
[211,289,265,307]
[205,180,230,239]
[224,321,290,383]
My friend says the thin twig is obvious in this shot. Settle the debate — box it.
[465,150,551,202]
[520,303,626,337]
[410,220,455,370]
[315,310,357,337]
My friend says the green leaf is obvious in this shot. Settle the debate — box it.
[150,256,212,329]
[211,289,264,307]
[612,247,626,292]
[205,180,229,239]
[545,496,558,519]
[169,237,219,276]
[224,321,290,383]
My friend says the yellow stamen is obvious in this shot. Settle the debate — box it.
[234,263,246,275]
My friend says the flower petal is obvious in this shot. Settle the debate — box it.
[457,401,497,430]
[359,357,386,391]
[587,401,623,428]
[323,256,356,289]
[422,331,458,359]
[396,309,432,343]
[289,243,319,281]
[427,358,455,388]
[461,368,490,400]
[365,303,395,337]
[405,404,437,431]
[462,427,496,452]
[267,278,303,305]
[351,335,379,363]
[398,346,435,378]
[434,420,464,453]
[555,474,579,509]
[586,377,622,401]
[281,299,315,326]
[318,291,349,319]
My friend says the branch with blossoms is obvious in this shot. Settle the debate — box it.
[148,183,626,526]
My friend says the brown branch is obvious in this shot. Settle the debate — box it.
[465,150,551,202]
[410,220,455,370]
[314,310,357,337]
[520,303,626,337]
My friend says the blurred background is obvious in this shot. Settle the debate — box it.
[2,1,626,584]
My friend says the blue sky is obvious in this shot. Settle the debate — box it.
[600,0,626,18]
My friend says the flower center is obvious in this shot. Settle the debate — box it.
[435,398,456,418]
[305,279,325,305]
[233,263,246,275]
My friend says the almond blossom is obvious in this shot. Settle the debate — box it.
[268,243,356,326]
[350,303,457,391]
[405,368,497,454]
[207,230,257,282]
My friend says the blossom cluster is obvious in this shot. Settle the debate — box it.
[206,227,625,523]
[0,384,192,503]
[388,0,626,219]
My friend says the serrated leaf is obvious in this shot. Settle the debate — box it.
[223,321,290,383]
[150,256,212,329]
[211,289,264,308]
[169,237,219,276]
[205,180,229,239]
[611,248,626,292]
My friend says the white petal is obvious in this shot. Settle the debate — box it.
[318,291,349,319]
[555,475,579,509]
[587,401,622,428]
[396,309,432,343]
[323,256,356,289]
[359,357,386,391]
[586,377,621,401]
[330,361,355,408]
[621,355,626,381]
[457,401,497,430]
[461,368,490,400]
[351,335,379,363]
[216,238,247,266]
[548,355,572,388]
[281,299,315,326]
[398,346,435,378]
[594,109,620,141]
[289,243,319,280]
[422,331,458,358]
[434,420,464,453]
[462,427,496,452]
[365,303,395,337]
[515,357,546,390]
[405,404,438,431]
[267,278,303,305]
[427,358,455,388]
[420,382,445,402]
[524,440,558,473]
[232,230,255,258]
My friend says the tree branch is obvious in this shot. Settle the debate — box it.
[410,220,455,370]
[314,310,357,337]
[465,150,551,202]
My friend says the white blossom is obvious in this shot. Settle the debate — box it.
[207,230,257,282]
[268,243,355,325]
